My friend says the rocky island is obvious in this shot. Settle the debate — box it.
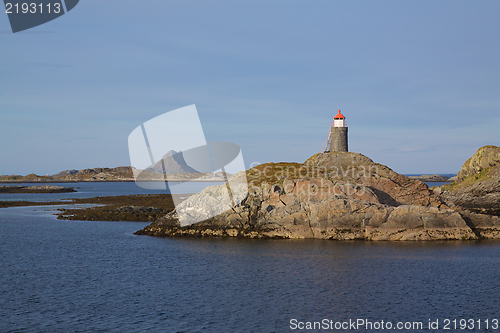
[0,153,230,184]
[136,146,500,241]
[0,185,76,193]
[0,167,228,183]
[408,174,451,182]
[0,167,136,183]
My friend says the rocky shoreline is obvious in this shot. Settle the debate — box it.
[136,147,500,241]
[0,194,178,222]
[56,194,177,222]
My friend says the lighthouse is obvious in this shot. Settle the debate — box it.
[324,110,348,153]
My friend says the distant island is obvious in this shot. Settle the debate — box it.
[408,174,451,182]
[0,169,229,183]
[0,185,76,193]
[0,150,230,183]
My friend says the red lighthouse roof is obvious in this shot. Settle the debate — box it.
[333,110,345,119]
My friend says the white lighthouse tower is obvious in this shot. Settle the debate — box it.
[324,110,348,153]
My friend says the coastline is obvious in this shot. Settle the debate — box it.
[3,146,499,242]
[0,179,225,183]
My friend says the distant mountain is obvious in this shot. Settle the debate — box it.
[146,151,199,175]
[163,150,177,157]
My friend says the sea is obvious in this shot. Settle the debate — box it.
[1,182,499,332]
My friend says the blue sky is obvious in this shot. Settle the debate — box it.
[1,0,499,175]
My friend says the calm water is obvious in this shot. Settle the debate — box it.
[0,182,223,202]
[404,174,455,188]
[425,181,449,188]
[1,184,500,332]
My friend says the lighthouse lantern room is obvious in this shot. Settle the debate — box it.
[333,110,346,127]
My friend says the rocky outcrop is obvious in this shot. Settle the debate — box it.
[441,146,500,215]
[456,146,500,180]
[136,151,500,240]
